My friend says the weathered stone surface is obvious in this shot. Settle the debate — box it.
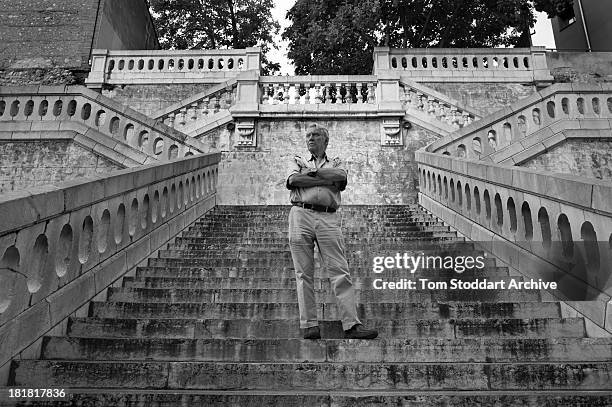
[0,140,122,193]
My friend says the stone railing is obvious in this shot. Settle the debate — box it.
[155,80,238,135]
[0,86,207,162]
[259,76,378,105]
[0,152,220,379]
[400,80,482,132]
[374,47,553,83]
[416,150,612,335]
[426,83,612,163]
[86,48,261,87]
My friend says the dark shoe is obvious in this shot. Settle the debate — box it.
[344,324,378,339]
[303,326,321,339]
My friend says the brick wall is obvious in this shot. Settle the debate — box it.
[0,140,123,193]
[215,119,439,205]
[102,84,215,117]
[421,83,536,115]
[521,139,612,181]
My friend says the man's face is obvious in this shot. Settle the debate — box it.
[306,131,326,155]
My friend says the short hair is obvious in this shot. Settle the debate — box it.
[306,124,329,146]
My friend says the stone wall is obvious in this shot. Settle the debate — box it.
[0,0,157,70]
[547,52,612,83]
[421,83,536,115]
[215,119,439,206]
[0,0,99,69]
[0,140,123,193]
[521,139,612,181]
[102,84,215,117]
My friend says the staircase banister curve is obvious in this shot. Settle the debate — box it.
[0,85,208,159]
[0,152,221,371]
[416,150,612,334]
[424,82,612,155]
[399,79,484,119]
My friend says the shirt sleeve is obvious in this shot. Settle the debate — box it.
[285,156,303,190]
[332,157,348,191]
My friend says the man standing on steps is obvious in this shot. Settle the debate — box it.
[285,124,378,340]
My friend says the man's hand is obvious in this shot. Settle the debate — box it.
[302,168,318,177]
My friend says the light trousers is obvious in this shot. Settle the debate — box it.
[288,206,361,331]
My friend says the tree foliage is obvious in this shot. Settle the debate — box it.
[283,0,566,75]
[150,0,281,74]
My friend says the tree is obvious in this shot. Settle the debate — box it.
[149,0,280,74]
[283,0,380,75]
[284,0,554,75]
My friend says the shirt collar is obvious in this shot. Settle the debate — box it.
[309,153,328,162]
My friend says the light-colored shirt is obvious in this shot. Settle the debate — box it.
[286,153,347,209]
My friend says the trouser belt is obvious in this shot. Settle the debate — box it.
[293,202,336,213]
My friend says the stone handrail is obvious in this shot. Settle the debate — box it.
[374,47,553,83]
[426,83,612,162]
[0,85,207,161]
[259,75,378,105]
[86,48,261,87]
[155,80,238,135]
[0,152,220,376]
[416,150,612,334]
[400,79,482,132]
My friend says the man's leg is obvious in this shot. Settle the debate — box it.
[288,206,318,329]
[315,212,361,331]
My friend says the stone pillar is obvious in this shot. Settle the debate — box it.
[85,49,109,90]
[372,47,391,75]
[245,47,261,71]
[531,46,554,85]
[229,70,260,148]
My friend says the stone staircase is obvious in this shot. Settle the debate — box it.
[6,205,612,406]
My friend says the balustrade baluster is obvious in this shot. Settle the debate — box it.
[450,107,459,128]
[273,83,281,105]
[179,108,187,126]
[438,104,447,122]
[190,103,198,122]
[357,83,365,104]
[262,85,270,104]
[225,88,233,106]
[200,98,209,117]
[213,95,220,113]
[367,83,375,104]
[167,113,175,128]
[314,84,322,104]
[325,84,333,104]
[427,97,436,116]
[303,84,310,104]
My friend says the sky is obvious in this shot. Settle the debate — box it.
[269,1,556,75]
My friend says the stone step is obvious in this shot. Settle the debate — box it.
[41,337,612,363]
[67,317,587,340]
[105,287,542,304]
[180,229,456,238]
[134,265,509,279]
[122,275,519,290]
[89,301,561,320]
[11,360,612,390]
[5,390,612,407]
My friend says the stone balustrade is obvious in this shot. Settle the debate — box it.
[0,152,220,376]
[259,76,378,105]
[0,86,206,162]
[86,48,261,87]
[416,150,612,334]
[374,47,553,83]
[400,80,481,130]
[157,82,237,133]
[427,83,612,163]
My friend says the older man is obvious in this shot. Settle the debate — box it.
[286,124,378,340]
